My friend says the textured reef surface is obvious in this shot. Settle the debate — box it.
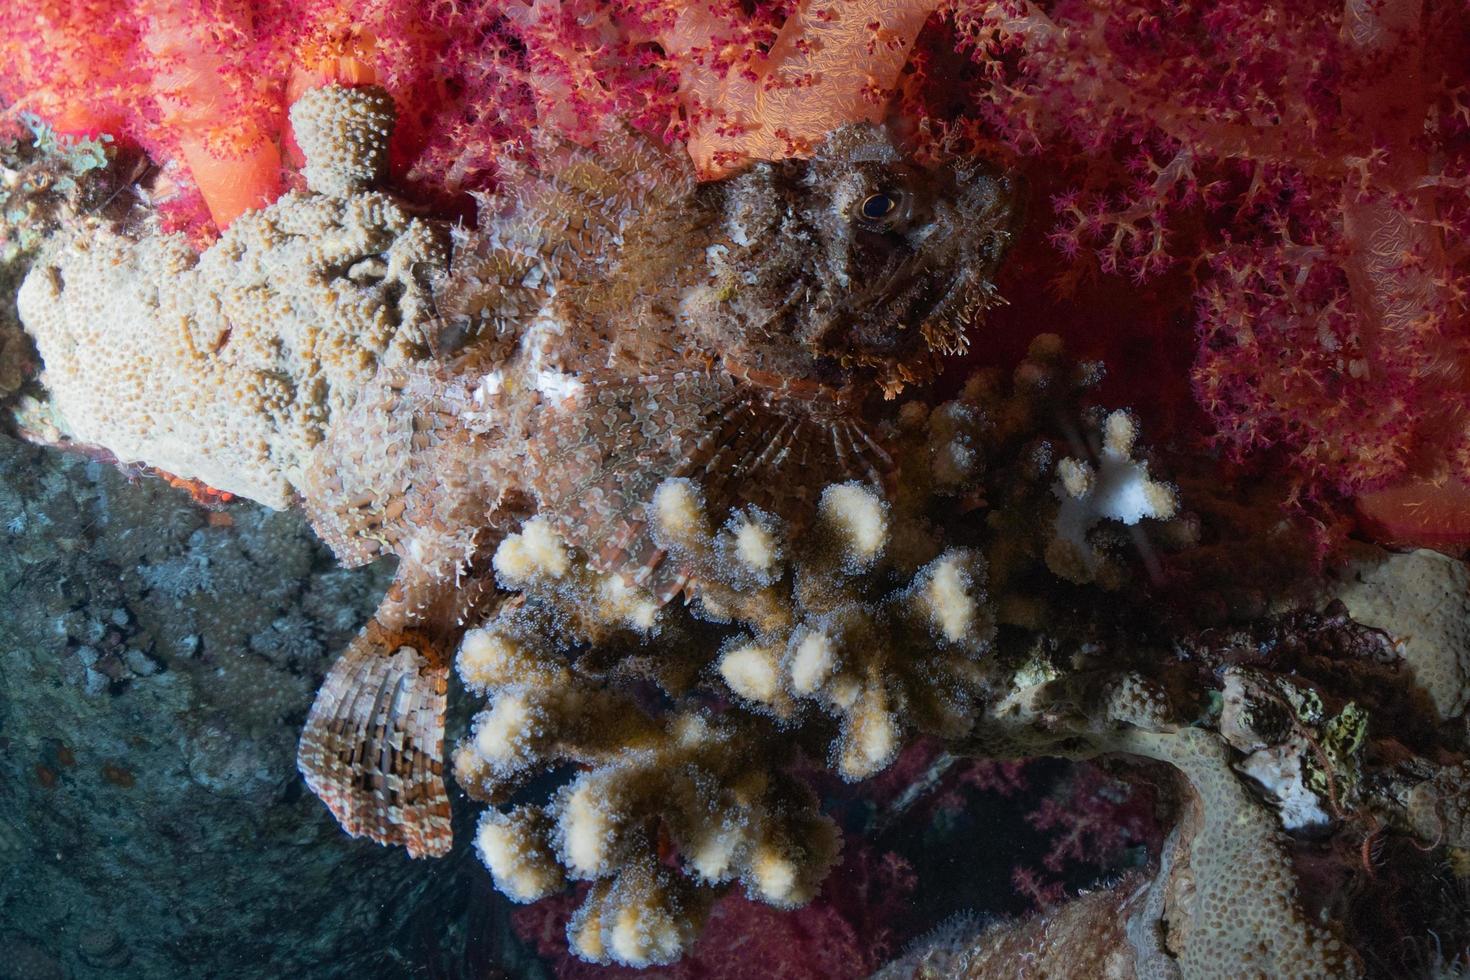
[3,1,1470,979]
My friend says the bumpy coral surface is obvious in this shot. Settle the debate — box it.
[443,340,1470,975]
[447,340,1172,966]
[1330,547,1470,720]
[18,88,446,508]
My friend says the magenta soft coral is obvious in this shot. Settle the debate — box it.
[901,0,1470,546]
[513,842,916,980]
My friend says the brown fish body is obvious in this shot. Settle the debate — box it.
[297,121,1018,857]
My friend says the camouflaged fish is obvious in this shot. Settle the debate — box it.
[17,85,1017,859]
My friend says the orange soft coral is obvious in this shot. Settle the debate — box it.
[663,0,943,178]
[2,0,943,230]
[135,0,285,227]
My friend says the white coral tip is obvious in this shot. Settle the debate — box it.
[651,478,709,547]
[719,641,782,704]
[607,890,688,967]
[457,628,524,691]
[474,810,563,903]
[472,695,535,767]
[494,518,570,585]
[595,573,660,631]
[818,483,889,564]
[921,551,986,646]
[1057,456,1094,499]
[748,843,801,905]
[560,780,618,876]
[732,516,780,574]
[841,693,899,779]
[1103,409,1137,455]
[686,824,744,882]
[789,629,839,695]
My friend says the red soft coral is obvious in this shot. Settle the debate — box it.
[513,841,916,980]
[898,0,1470,546]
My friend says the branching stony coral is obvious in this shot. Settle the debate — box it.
[445,338,1470,974]
[446,338,1191,967]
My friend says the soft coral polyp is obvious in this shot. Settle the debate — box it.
[2,0,942,225]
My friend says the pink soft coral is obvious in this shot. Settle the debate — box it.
[2,0,940,229]
[897,0,1470,546]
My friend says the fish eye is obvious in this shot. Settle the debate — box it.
[859,192,897,221]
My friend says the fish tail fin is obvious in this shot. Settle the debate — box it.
[297,619,453,858]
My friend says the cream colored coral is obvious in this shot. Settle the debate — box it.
[1114,728,1362,979]
[455,630,838,966]
[1048,409,1179,587]
[290,85,396,198]
[1332,547,1470,720]
[816,481,890,571]
[453,341,1204,969]
[474,807,566,902]
[19,87,446,509]
[653,476,995,778]
[492,517,571,586]
[567,861,710,967]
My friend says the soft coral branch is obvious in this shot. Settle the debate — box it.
[920,0,1470,542]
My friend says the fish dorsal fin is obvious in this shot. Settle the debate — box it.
[429,125,698,361]
[484,124,699,281]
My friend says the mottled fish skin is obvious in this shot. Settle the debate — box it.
[298,122,1019,857]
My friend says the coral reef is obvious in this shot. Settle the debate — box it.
[4,4,1470,978]
[897,0,1470,543]
[0,0,955,229]
[442,338,1468,973]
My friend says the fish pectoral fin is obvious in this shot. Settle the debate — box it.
[297,621,453,859]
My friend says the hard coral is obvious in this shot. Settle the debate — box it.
[450,339,1197,967]
[445,337,1470,975]
[1330,546,1470,720]
[17,86,445,508]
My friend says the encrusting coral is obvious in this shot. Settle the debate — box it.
[18,86,446,509]
[1329,546,1470,721]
